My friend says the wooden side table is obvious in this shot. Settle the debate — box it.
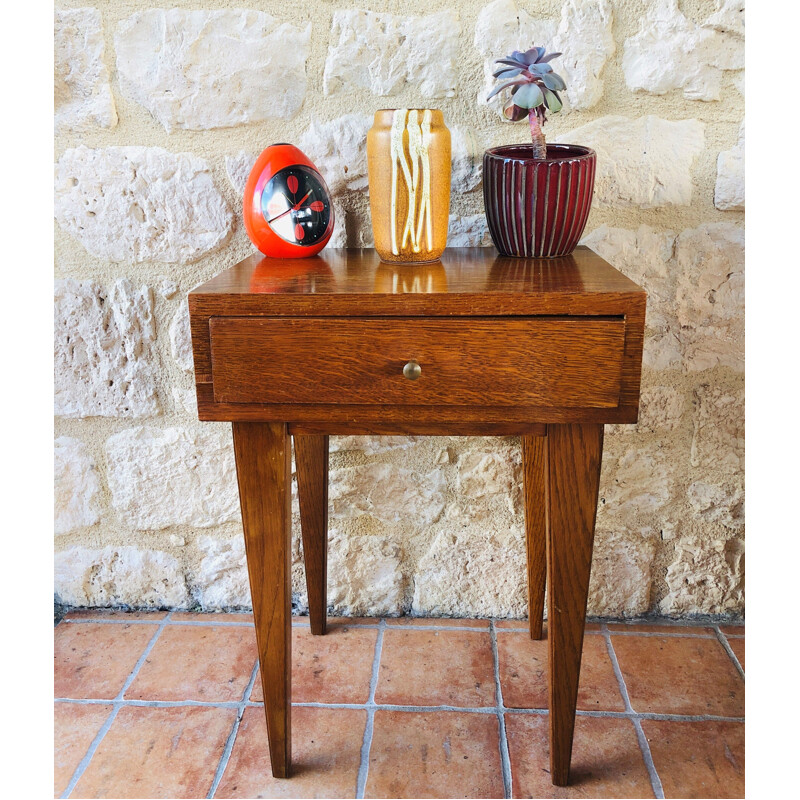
[189,247,645,786]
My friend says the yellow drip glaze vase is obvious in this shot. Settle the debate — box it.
[367,109,451,264]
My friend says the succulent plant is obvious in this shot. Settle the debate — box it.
[487,46,567,159]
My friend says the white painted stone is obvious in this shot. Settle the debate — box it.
[115,9,310,131]
[475,0,614,115]
[329,436,424,455]
[675,223,744,371]
[687,481,744,530]
[169,301,193,373]
[448,215,492,247]
[55,437,101,535]
[588,529,656,616]
[195,537,251,609]
[715,122,745,211]
[55,146,232,263]
[105,426,239,530]
[412,526,527,618]
[55,8,117,133]
[328,200,348,248]
[558,116,705,208]
[661,537,744,614]
[328,530,404,616]
[451,127,483,193]
[324,9,459,98]
[705,0,745,37]
[691,386,744,473]
[171,388,198,416]
[623,0,744,102]
[225,151,256,197]
[298,115,372,195]
[330,463,445,526]
[55,279,159,418]
[55,546,189,608]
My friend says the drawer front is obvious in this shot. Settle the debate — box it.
[209,317,626,408]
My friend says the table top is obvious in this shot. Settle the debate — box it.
[190,247,644,318]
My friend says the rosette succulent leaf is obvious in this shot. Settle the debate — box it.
[487,46,567,159]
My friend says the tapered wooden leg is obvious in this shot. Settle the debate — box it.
[522,434,547,641]
[232,421,292,779]
[295,434,329,636]
[546,423,604,786]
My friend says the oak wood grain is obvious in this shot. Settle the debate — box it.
[209,316,625,409]
[231,421,292,778]
[522,435,547,641]
[294,434,329,636]
[546,423,604,786]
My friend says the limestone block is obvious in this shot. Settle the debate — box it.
[169,301,193,373]
[115,9,310,131]
[329,463,445,526]
[55,146,232,263]
[661,537,744,614]
[195,537,251,609]
[324,9,459,98]
[599,445,674,520]
[171,387,197,416]
[558,116,704,208]
[675,223,744,371]
[691,385,744,473]
[329,436,424,455]
[298,115,372,195]
[328,530,404,616]
[412,526,527,618]
[607,385,686,435]
[623,0,744,101]
[55,437,101,535]
[225,151,257,197]
[55,279,159,418]
[55,546,189,608]
[475,0,614,115]
[581,225,675,331]
[715,123,745,211]
[456,441,522,517]
[588,529,656,616]
[705,0,746,38]
[105,426,239,530]
[54,8,117,133]
[448,215,492,247]
[687,481,744,530]
[451,127,483,193]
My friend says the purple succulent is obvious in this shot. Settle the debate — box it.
[487,46,567,159]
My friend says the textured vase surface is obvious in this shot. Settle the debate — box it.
[483,144,596,258]
[367,109,451,264]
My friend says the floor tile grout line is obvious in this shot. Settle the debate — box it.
[602,624,665,800]
[59,612,173,799]
[489,620,513,799]
[206,661,259,799]
[714,626,745,681]
[52,697,745,723]
[355,618,385,799]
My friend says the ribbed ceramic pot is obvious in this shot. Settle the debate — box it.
[367,109,451,264]
[483,144,596,258]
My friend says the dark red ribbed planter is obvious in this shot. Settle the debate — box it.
[483,143,596,258]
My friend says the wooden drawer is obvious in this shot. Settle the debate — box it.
[209,316,626,408]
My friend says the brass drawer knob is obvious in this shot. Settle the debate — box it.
[403,360,422,381]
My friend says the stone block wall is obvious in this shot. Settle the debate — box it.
[54,0,745,618]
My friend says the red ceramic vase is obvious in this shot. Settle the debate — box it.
[483,144,596,258]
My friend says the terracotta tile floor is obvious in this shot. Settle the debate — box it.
[54,613,744,799]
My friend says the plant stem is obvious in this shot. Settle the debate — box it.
[529,111,547,159]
